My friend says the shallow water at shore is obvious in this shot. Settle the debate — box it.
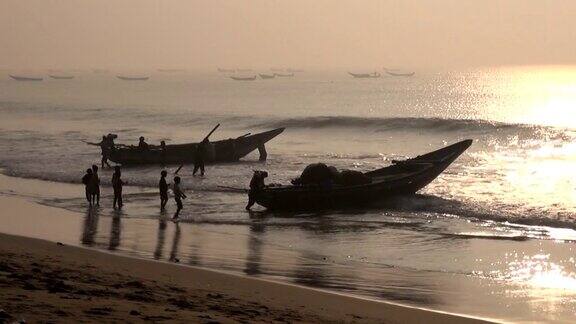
[1,174,575,323]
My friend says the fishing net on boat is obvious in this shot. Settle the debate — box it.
[292,163,371,186]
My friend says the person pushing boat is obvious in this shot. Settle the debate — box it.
[86,134,115,168]
[246,170,268,210]
[193,139,208,176]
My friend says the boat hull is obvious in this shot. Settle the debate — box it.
[253,139,472,211]
[348,72,381,78]
[9,75,43,81]
[116,76,149,81]
[386,71,415,77]
[107,128,285,166]
[230,76,257,81]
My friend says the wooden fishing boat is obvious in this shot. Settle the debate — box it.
[230,75,257,81]
[348,72,381,78]
[49,75,75,80]
[9,75,43,81]
[386,71,415,77]
[117,76,150,81]
[107,128,285,165]
[251,139,472,211]
[259,73,276,79]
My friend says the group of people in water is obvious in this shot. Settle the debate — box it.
[83,134,206,220]
[81,165,188,220]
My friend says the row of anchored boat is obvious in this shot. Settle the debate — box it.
[348,70,415,78]
[8,75,150,81]
[91,125,471,212]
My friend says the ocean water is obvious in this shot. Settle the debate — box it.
[1,67,576,322]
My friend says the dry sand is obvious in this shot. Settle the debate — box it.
[0,195,495,323]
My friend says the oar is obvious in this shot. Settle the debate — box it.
[217,185,248,192]
[203,124,220,142]
[174,164,184,175]
[175,124,220,174]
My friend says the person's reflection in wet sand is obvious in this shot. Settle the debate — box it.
[108,209,123,251]
[169,223,182,263]
[244,212,266,275]
[81,206,99,246]
[154,212,168,260]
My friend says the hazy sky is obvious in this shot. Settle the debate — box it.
[2,0,576,70]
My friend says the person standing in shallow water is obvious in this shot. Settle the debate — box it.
[82,168,93,205]
[89,165,100,205]
[160,140,167,167]
[172,176,186,221]
[193,139,208,176]
[159,170,168,210]
[111,166,125,209]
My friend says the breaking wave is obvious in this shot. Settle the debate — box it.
[250,116,564,135]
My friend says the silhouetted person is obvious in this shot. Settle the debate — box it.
[82,168,93,205]
[89,165,100,205]
[138,136,149,151]
[246,170,268,210]
[87,135,112,168]
[193,139,207,176]
[159,170,168,210]
[160,140,167,166]
[112,166,125,209]
[172,176,186,221]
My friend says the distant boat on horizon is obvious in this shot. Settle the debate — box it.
[49,75,75,80]
[274,72,294,78]
[348,72,381,78]
[230,75,257,81]
[270,68,284,72]
[92,69,108,73]
[157,68,186,73]
[386,71,415,77]
[236,68,253,72]
[218,68,236,73]
[259,73,276,79]
[9,75,43,81]
[116,76,150,81]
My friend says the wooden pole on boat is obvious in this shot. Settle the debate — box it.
[174,124,220,174]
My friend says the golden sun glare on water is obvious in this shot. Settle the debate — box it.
[484,65,576,128]
[459,66,576,214]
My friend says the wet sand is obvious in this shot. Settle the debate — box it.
[0,195,493,323]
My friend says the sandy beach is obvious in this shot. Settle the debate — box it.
[0,194,493,323]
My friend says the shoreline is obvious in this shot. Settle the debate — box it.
[0,193,496,323]
[0,231,494,324]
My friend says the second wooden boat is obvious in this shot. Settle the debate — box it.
[106,128,285,166]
